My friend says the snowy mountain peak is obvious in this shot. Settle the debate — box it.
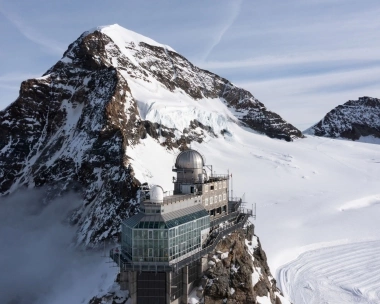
[305,96,380,142]
[98,24,176,52]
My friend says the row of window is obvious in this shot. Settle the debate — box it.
[204,193,226,205]
[204,180,227,192]
[121,215,209,262]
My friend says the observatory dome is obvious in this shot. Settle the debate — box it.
[150,185,164,203]
[175,149,204,169]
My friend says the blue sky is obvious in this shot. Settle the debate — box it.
[1,0,380,129]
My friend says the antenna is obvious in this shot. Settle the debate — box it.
[231,172,233,199]
[227,169,230,199]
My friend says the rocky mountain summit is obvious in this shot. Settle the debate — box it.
[305,96,380,141]
[0,24,301,247]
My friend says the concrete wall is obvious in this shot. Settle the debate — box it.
[120,271,137,303]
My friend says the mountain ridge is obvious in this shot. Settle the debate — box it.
[304,96,380,142]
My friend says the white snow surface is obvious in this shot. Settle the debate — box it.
[278,240,380,303]
[99,24,175,53]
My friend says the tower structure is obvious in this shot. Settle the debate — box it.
[111,149,253,304]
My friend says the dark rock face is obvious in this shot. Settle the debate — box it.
[0,26,301,247]
[203,228,289,304]
[0,31,141,246]
[305,96,380,140]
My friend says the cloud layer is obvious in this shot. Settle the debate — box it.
[0,190,116,304]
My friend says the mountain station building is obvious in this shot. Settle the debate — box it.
[110,149,253,304]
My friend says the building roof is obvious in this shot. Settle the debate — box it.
[122,204,208,229]
[175,149,204,169]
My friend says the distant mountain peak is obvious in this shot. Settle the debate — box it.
[305,96,380,141]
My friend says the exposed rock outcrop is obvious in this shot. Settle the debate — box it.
[305,96,380,141]
[201,227,290,304]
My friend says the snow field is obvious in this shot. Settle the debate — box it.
[277,240,380,304]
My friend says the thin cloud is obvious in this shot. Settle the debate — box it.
[200,47,380,70]
[0,72,40,82]
[0,7,65,55]
[201,0,243,62]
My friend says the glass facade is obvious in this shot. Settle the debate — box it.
[121,210,209,263]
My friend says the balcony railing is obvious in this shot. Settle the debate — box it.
[172,174,229,184]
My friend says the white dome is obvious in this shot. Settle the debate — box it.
[175,149,204,169]
[150,185,164,203]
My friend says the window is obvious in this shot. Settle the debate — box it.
[205,198,209,206]
[210,196,213,204]
[223,181,226,188]
[148,230,153,239]
[223,193,226,201]
[218,182,221,189]
[214,196,218,204]
[210,184,214,191]
[148,248,153,257]
[219,195,222,202]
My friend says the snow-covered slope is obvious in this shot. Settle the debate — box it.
[278,240,380,303]
[305,96,380,142]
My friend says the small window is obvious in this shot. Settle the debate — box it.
[223,181,226,188]
[219,195,222,202]
[205,198,209,206]
[223,193,226,201]
[218,182,222,189]
[148,230,153,239]
[210,184,214,191]
[215,196,218,203]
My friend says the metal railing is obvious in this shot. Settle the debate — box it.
[142,193,203,205]
[207,174,229,182]
[175,213,250,270]
[172,175,229,184]
[163,193,202,205]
